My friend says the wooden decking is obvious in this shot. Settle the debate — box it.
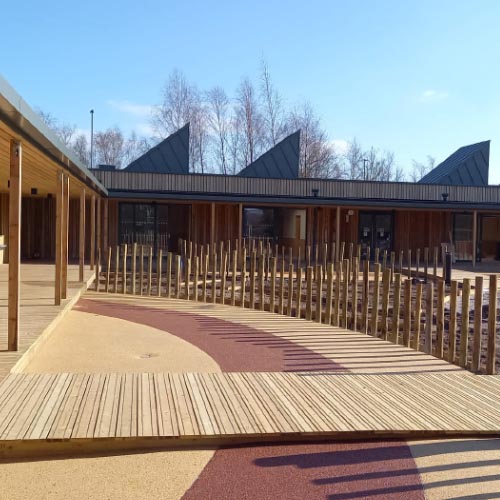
[0,263,94,380]
[1,370,500,458]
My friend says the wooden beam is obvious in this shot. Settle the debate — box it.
[79,188,86,281]
[8,140,21,351]
[55,170,64,306]
[335,206,341,260]
[238,203,243,253]
[90,194,96,270]
[61,174,69,300]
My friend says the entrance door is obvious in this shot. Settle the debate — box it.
[359,211,393,256]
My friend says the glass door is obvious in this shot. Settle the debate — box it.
[358,211,394,257]
[453,213,473,261]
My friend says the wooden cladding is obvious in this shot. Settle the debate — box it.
[95,170,500,204]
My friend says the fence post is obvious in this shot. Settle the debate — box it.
[424,281,433,354]
[185,257,191,300]
[221,251,227,305]
[166,252,172,299]
[361,259,369,334]
[436,279,445,359]
[288,264,294,317]
[211,252,217,304]
[342,259,350,328]
[147,246,152,295]
[433,247,438,280]
[270,256,277,313]
[325,263,334,325]
[114,245,120,293]
[424,247,429,280]
[459,278,471,368]
[258,254,265,311]
[448,280,458,363]
[472,276,484,372]
[407,249,412,279]
[391,273,401,343]
[414,282,423,350]
[315,264,322,322]
[306,266,313,321]
[157,249,163,297]
[240,247,247,308]
[416,248,420,279]
[231,249,237,306]
[105,247,112,293]
[278,259,285,315]
[250,250,256,309]
[96,248,101,292]
[131,242,137,295]
[193,256,199,302]
[381,268,391,340]
[370,263,381,336]
[175,254,181,299]
[122,244,128,294]
[296,266,303,318]
[487,275,498,374]
[403,279,412,347]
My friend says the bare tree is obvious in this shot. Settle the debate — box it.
[206,86,230,174]
[344,138,364,179]
[94,127,125,167]
[235,77,263,166]
[72,134,90,166]
[260,60,285,148]
[287,102,339,178]
[37,108,76,146]
[410,155,436,181]
[122,131,151,166]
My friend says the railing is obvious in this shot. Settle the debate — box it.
[94,240,499,375]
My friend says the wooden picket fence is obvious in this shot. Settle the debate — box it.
[94,239,499,375]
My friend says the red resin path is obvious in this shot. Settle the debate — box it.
[78,298,425,500]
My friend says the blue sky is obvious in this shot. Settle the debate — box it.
[2,0,500,181]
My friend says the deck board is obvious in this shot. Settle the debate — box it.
[2,370,500,457]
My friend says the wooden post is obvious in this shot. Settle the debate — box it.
[95,248,101,292]
[131,243,137,295]
[166,252,172,298]
[193,256,199,302]
[416,248,420,279]
[210,202,216,250]
[258,255,265,311]
[391,273,401,343]
[459,278,471,368]
[486,275,498,374]
[398,250,403,274]
[8,141,21,351]
[231,249,237,306]
[202,253,209,302]
[122,244,128,294]
[424,282,433,355]
[325,263,334,325]
[61,175,69,299]
[472,276,484,372]
[370,263,381,336]
[407,249,412,279]
[342,259,349,329]
[90,195,96,270]
[79,189,86,282]
[96,198,101,274]
[381,268,391,340]
[147,246,152,295]
[448,280,458,363]
[185,257,191,300]
[296,267,303,319]
[240,247,246,308]
[55,170,63,306]
[250,250,256,309]
[361,260,369,333]
[157,249,163,297]
[270,256,277,313]
[414,282,423,350]
[335,206,340,259]
[352,257,359,330]
[424,247,429,280]
[105,247,112,292]
[334,261,342,327]
[436,279,445,359]
[139,245,144,295]
[305,266,313,321]
[288,264,294,317]
[114,245,119,293]
[403,279,411,347]
[315,264,322,322]
[175,255,181,299]
[276,258,283,315]
[433,247,438,280]
[211,252,217,304]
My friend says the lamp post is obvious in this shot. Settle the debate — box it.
[90,109,94,169]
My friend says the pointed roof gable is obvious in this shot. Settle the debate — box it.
[237,130,300,179]
[125,123,189,174]
[419,140,490,186]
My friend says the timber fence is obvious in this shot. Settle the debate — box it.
[94,239,499,375]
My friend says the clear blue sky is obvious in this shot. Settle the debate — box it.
[2,0,500,181]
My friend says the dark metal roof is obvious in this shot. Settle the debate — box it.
[419,140,490,186]
[125,123,189,174]
[237,130,300,179]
